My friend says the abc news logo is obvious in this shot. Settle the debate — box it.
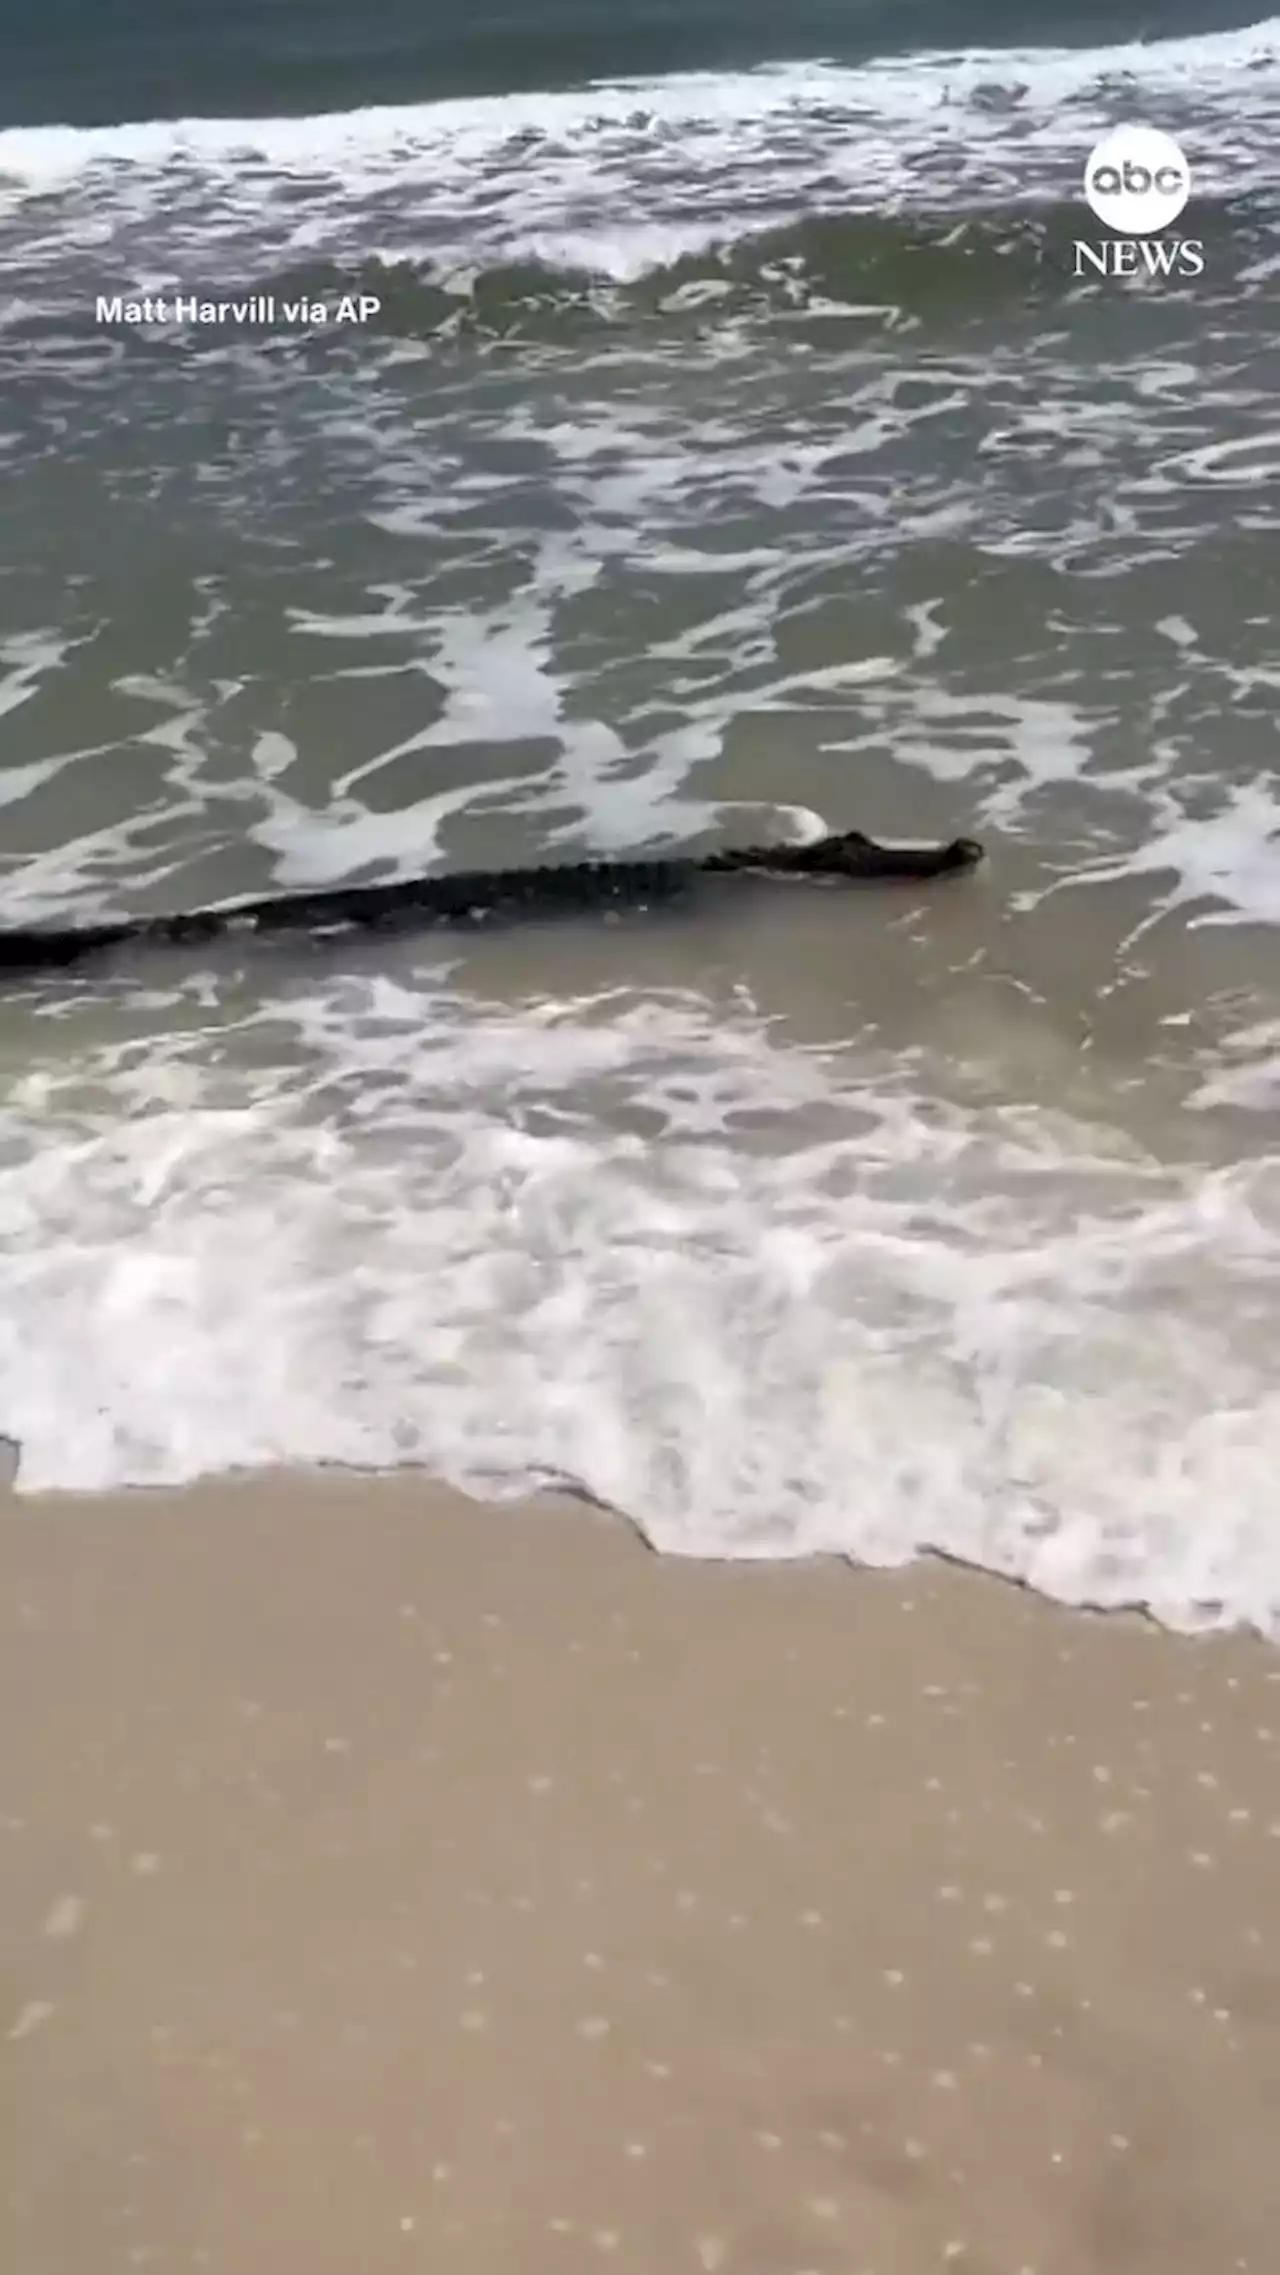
[1074,124,1203,280]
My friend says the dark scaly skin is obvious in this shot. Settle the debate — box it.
[0,830,984,976]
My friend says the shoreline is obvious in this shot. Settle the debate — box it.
[3,1472,1278,2273]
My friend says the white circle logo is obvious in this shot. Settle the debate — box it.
[1083,125,1190,235]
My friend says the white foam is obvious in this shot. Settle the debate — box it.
[3,22,1278,187]
[0,22,1276,297]
[1013,774,1280,934]
[0,977,1277,1637]
[1189,1017,1280,1112]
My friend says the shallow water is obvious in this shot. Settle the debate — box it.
[0,4,1278,1632]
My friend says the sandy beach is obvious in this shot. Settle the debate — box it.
[2,1477,1279,2275]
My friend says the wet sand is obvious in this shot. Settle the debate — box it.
[2,1476,1279,2275]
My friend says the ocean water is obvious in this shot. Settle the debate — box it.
[1,1,1279,1634]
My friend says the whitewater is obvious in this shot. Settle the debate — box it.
[0,8,1277,1639]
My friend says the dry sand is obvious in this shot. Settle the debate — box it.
[2,1476,1279,2275]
